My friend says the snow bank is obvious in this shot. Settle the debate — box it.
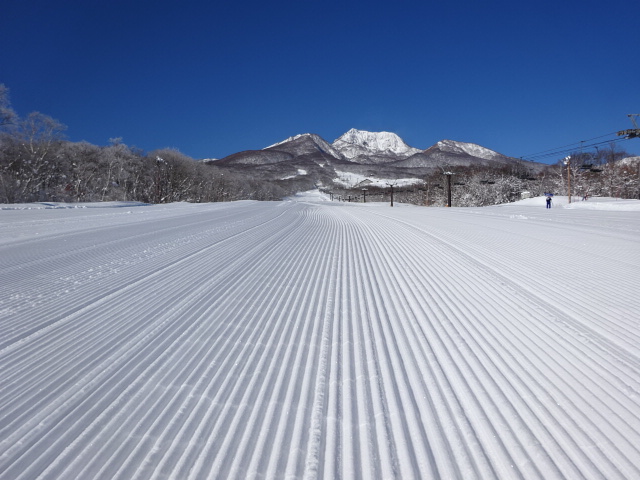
[504,195,640,211]
[0,201,149,210]
[333,170,422,188]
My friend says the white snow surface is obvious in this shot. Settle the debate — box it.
[436,139,502,159]
[2,193,640,479]
[281,169,308,180]
[333,128,421,159]
[333,170,422,188]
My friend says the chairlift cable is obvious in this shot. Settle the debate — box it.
[524,137,626,161]
[523,136,629,161]
[520,132,626,160]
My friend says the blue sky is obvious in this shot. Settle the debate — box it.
[2,0,638,162]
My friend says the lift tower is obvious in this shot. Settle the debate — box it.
[617,114,640,139]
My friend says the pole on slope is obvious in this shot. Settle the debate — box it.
[443,172,453,207]
[362,188,367,203]
[386,183,396,207]
[563,156,572,203]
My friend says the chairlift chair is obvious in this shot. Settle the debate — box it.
[519,173,537,181]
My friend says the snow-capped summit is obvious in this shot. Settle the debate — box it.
[332,128,421,160]
[266,133,314,149]
[434,140,502,160]
[266,133,343,159]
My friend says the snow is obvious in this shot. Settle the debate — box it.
[280,169,308,180]
[511,195,640,211]
[333,170,422,188]
[266,133,309,148]
[265,133,344,160]
[619,156,640,166]
[436,139,501,160]
[1,193,640,479]
[0,201,149,211]
[333,128,421,159]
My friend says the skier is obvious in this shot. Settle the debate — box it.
[546,196,552,209]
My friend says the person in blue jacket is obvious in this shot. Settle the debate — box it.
[546,196,552,208]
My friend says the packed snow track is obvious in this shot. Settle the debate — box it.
[1,193,640,479]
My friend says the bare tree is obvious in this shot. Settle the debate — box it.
[57,141,103,201]
[149,148,199,202]
[0,112,66,202]
[96,138,143,201]
[0,84,17,129]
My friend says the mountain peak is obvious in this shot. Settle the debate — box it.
[332,129,421,159]
[434,139,502,160]
[264,133,344,159]
[266,133,315,149]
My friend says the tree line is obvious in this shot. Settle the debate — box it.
[327,147,640,207]
[0,85,295,204]
[2,84,638,206]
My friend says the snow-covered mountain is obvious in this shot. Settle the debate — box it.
[265,133,344,160]
[391,138,526,171]
[332,128,421,163]
[212,128,533,185]
[434,139,502,160]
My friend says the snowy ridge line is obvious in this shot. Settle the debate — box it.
[1,198,640,479]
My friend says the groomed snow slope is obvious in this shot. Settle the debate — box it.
[1,194,640,479]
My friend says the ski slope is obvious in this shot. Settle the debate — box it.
[1,192,640,479]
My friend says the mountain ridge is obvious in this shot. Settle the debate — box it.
[332,128,422,162]
[210,129,539,187]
